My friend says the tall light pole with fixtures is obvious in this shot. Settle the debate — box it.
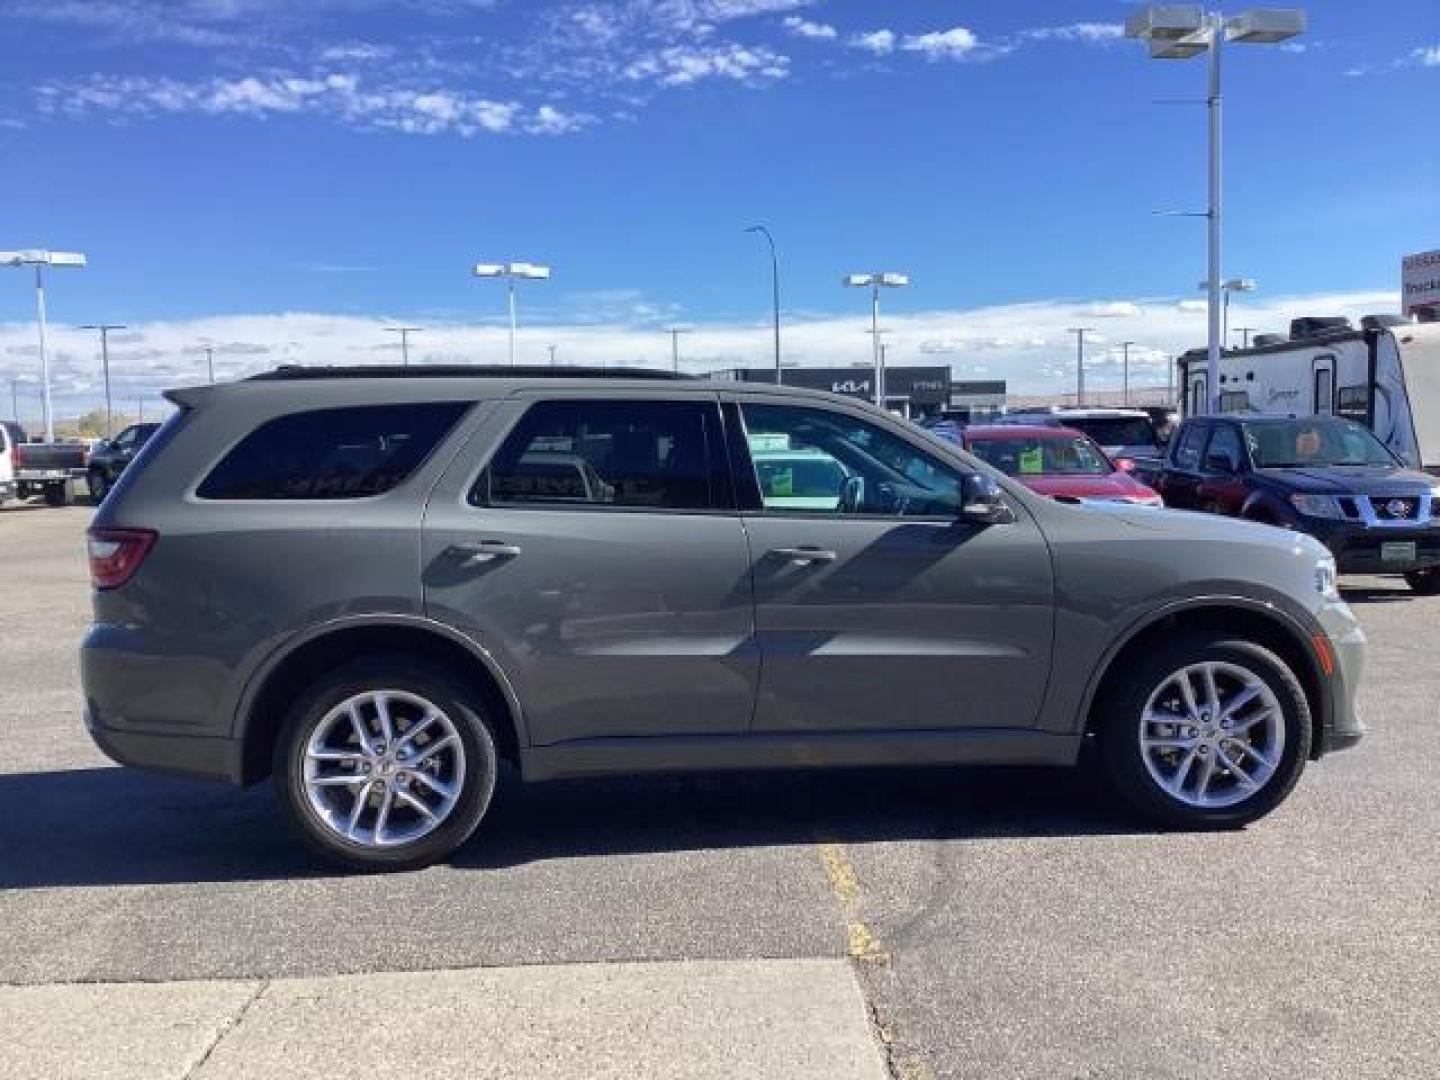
[1199,277,1257,345]
[1126,6,1304,413]
[384,326,423,367]
[473,261,551,366]
[1232,326,1257,349]
[80,323,126,437]
[2,249,87,441]
[667,328,693,373]
[1068,327,1097,407]
[547,344,558,367]
[745,226,783,384]
[844,272,909,407]
[1119,340,1136,405]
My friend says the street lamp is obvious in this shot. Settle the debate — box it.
[547,344,558,367]
[1067,327,1097,407]
[472,261,551,366]
[667,327,693,373]
[744,226,783,384]
[1232,325,1257,349]
[1126,5,1304,413]
[1,249,87,442]
[844,272,910,406]
[384,326,423,367]
[1198,277,1257,345]
[80,323,126,437]
[1119,340,1137,405]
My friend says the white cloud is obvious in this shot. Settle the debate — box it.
[34,72,588,137]
[625,43,790,86]
[901,27,981,62]
[1021,23,1124,44]
[1409,45,1440,67]
[1176,299,1209,313]
[1085,301,1143,318]
[850,29,896,56]
[782,16,835,40]
[3,290,1400,420]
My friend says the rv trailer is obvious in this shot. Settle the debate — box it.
[1178,317,1440,472]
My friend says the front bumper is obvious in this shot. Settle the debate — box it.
[1301,519,1440,574]
[1314,598,1367,757]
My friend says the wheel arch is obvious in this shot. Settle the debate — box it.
[1082,599,1329,760]
[235,615,527,785]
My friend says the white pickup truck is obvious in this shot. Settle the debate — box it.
[0,421,89,506]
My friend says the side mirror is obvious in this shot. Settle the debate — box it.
[960,473,1016,525]
[1204,451,1238,474]
[838,475,865,514]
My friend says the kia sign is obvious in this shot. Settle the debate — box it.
[1403,249,1440,318]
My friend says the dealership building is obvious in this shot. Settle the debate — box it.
[709,366,1004,420]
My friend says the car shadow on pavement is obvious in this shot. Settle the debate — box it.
[0,761,1149,888]
[1340,584,1416,604]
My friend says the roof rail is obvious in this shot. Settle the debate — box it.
[247,364,693,382]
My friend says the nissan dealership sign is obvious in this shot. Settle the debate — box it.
[1403,249,1440,318]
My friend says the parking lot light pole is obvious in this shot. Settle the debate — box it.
[1232,326,1257,349]
[1126,6,1304,413]
[1120,340,1137,405]
[1068,327,1096,407]
[473,262,551,366]
[745,226,783,384]
[844,272,910,406]
[667,327,693,373]
[2,249,87,442]
[80,323,126,437]
[384,326,423,367]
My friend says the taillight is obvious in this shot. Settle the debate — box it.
[12,444,24,468]
[88,528,156,590]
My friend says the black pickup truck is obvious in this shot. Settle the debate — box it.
[1136,414,1440,594]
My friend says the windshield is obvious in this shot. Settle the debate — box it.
[968,435,1112,477]
[1244,419,1399,468]
[1062,417,1158,448]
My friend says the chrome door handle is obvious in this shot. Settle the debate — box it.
[771,546,838,564]
[453,541,522,564]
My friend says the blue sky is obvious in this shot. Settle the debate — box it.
[0,1,1437,410]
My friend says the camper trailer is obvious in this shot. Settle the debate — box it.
[1178,317,1440,472]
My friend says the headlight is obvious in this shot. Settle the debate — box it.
[1315,554,1339,600]
[1289,493,1344,519]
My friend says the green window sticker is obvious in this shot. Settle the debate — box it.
[771,468,794,496]
[1019,446,1044,474]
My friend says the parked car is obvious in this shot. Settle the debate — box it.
[87,422,161,502]
[0,421,88,506]
[1136,414,1440,594]
[961,425,1163,506]
[83,366,1365,869]
[994,408,1168,464]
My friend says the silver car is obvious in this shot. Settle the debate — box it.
[82,367,1365,870]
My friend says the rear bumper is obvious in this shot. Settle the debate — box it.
[85,709,244,783]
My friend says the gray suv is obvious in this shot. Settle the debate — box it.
[83,367,1366,870]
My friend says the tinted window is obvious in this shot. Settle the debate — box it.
[741,403,963,517]
[1336,385,1368,422]
[1242,419,1397,468]
[476,399,723,511]
[1314,366,1335,415]
[198,403,467,500]
[1173,422,1207,470]
[1062,416,1158,448]
[1205,424,1245,469]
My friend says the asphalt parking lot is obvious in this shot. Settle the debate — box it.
[2,503,1437,1078]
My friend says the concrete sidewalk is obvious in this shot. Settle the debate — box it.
[2,958,888,1080]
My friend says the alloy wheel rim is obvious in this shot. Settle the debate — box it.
[302,690,465,849]
[1138,661,1284,809]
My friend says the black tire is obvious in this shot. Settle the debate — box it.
[1405,569,1440,596]
[88,470,108,503]
[42,482,70,507]
[274,656,499,871]
[1097,633,1311,830]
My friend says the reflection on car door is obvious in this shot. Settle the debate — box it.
[421,392,758,747]
[731,398,1055,734]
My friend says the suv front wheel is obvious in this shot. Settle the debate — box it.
[1098,633,1311,829]
[274,657,499,871]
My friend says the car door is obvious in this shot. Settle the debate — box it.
[730,398,1054,734]
[107,426,139,478]
[1196,422,1249,516]
[1162,420,1209,510]
[421,391,758,748]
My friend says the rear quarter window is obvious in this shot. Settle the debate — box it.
[197,403,468,500]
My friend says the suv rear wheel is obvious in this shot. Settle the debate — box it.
[1098,633,1311,829]
[274,657,498,871]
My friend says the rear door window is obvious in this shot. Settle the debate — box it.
[1172,422,1208,471]
[197,403,468,500]
[474,399,727,511]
